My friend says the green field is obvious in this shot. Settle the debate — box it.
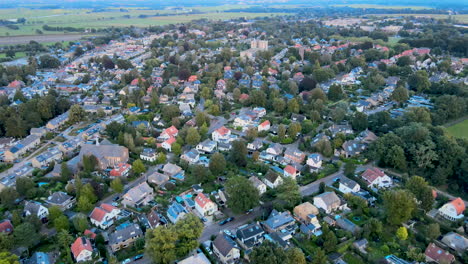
[0,7,285,37]
[0,51,27,59]
[447,119,468,139]
[370,14,468,24]
[332,4,433,10]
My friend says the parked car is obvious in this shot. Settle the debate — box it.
[121,259,131,264]
[134,254,144,260]
[219,217,234,226]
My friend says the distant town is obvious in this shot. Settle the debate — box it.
[0,5,467,264]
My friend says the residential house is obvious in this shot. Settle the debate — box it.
[353,239,368,254]
[266,143,284,157]
[283,165,299,179]
[167,201,188,224]
[178,253,211,264]
[263,170,283,189]
[424,243,455,264]
[247,138,263,153]
[293,202,319,224]
[212,126,231,142]
[89,203,120,229]
[195,193,218,216]
[262,210,296,235]
[160,136,176,152]
[146,210,162,229]
[213,233,240,264]
[438,198,465,221]
[236,223,265,250]
[24,201,49,220]
[339,178,361,194]
[196,139,217,154]
[158,126,178,141]
[46,191,75,210]
[30,127,47,137]
[27,252,51,264]
[340,140,366,158]
[336,218,361,234]
[328,124,353,137]
[71,237,93,262]
[0,220,13,234]
[147,169,169,186]
[283,148,305,164]
[79,143,129,170]
[109,223,143,252]
[258,120,271,132]
[249,176,267,195]
[140,148,157,162]
[4,135,41,162]
[307,153,323,172]
[441,232,468,253]
[361,167,393,189]
[162,163,185,180]
[181,149,200,165]
[122,182,154,208]
[109,163,132,177]
[313,192,345,214]
[46,112,69,131]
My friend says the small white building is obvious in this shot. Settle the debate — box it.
[195,193,218,216]
[438,198,465,221]
[361,167,393,189]
[140,148,157,162]
[307,153,323,172]
[339,178,361,194]
[249,176,267,195]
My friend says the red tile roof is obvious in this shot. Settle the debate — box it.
[89,207,107,222]
[0,220,13,234]
[165,136,176,145]
[215,126,230,136]
[71,237,92,259]
[284,165,296,175]
[425,243,455,263]
[259,120,270,128]
[361,167,386,184]
[84,229,96,239]
[450,198,466,215]
[195,193,213,209]
[163,126,178,137]
[109,163,131,177]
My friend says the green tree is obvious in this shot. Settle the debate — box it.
[344,162,356,177]
[54,215,70,231]
[311,248,327,264]
[408,70,430,93]
[15,177,35,197]
[48,205,63,222]
[82,154,98,172]
[77,196,94,213]
[250,240,287,264]
[0,187,19,210]
[185,127,201,146]
[277,177,301,208]
[323,229,337,252]
[57,230,74,263]
[69,104,86,124]
[424,223,440,240]
[315,139,333,157]
[351,112,368,132]
[174,214,203,257]
[391,86,409,104]
[363,218,383,241]
[61,162,72,181]
[209,152,226,175]
[225,176,260,213]
[0,232,13,252]
[285,247,306,264]
[287,99,300,114]
[14,223,39,248]
[110,178,124,193]
[328,84,344,101]
[273,98,286,113]
[383,190,416,225]
[72,214,89,233]
[288,122,302,139]
[0,252,19,264]
[396,226,408,240]
[229,140,247,167]
[133,159,146,175]
[405,176,434,211]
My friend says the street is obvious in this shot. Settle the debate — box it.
[299,168,344,197]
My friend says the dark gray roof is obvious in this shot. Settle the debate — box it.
[236,223,264,241]
[109,223,143,245]
[213,234,238,257]
[47,191,73,205]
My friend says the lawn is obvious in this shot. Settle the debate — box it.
[370,14,468,24]
[343,253,365,264]
[446,119,468,139]
[0,51,27,59]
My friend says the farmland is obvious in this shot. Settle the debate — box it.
[369,13,468,24]
[0,7,285,38]
[332,4,434,10]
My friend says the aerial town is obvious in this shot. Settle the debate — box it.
[0,4,467,264]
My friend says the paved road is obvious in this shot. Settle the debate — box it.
[199,206,264,242]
